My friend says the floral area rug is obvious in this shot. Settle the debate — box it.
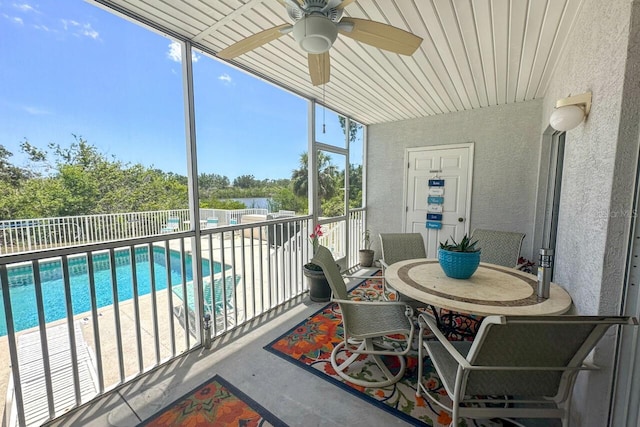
[264,274,510,427]
[140,374,287,426]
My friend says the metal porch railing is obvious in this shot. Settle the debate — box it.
[0,209,365,426]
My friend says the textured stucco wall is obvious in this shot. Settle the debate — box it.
[539,0,638,425]
[367,100,542,260]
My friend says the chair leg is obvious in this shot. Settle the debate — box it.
[331,339,406,388]
[416,318,429,398]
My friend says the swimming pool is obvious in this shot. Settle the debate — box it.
[0,247,225,336]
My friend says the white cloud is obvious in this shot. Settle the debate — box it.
[60,19,99,40]
[167,41,181,62]
[2,13,23,24]
[33,24,52,32]
[13,3,37,13]
[218,74,233,85]
[166,41,200,63]
[61,19,79,30]
[23,106,51,115]
[81,23,99,39]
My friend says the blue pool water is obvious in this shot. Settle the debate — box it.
[0,247,224,336]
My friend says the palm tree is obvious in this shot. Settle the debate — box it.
[291,152,338,199]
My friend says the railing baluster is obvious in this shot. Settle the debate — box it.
[258,225,264,315]
[279,224,285,302]
[129,245,144,374]
[148,243,160,365]
[287,224,293,299]
[206,234,217,337]
[230,236,238,326]
[219,236,228,329]
[164,240,176,358]
[1,265,26,427]
[179,239,190,349]
[32,261,56,420]
[61,255,82,406]
[249,227,257,318]
[86,252,104,393]
[267,226,272,310]
[273,225,280,304]
[240,231,246,323]
[108,249,125,382]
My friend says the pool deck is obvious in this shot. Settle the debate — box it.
[0,234,299,425]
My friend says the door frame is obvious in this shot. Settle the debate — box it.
[610,126,640,426]
[401,142,474,235]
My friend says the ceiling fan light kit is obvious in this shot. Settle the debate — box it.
[293,15,338,53]
[217,0,423,86]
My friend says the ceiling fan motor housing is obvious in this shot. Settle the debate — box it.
[292,15,338,54]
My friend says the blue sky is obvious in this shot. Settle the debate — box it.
[0,0,355,180]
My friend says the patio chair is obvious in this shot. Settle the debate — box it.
[311,245,415,387]
[160,216,180,233]
[204,217,219,229]
[416,313,638,427]
[471,228,525,268]
[437,229,525,339]
[379,233,429,310]
[172,273,240,332]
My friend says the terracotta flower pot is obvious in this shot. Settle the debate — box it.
[359,249,375,267]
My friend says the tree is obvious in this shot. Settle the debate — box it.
[0,144,33,187]
[233,174,258,188]
[210,199,246,210]
[338,116,363,144]
[291,152,338,199]
[0,136,189,220]
[269,187,305,213]
[199,173,229,190]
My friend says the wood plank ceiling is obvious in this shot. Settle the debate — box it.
[91,0,584,125]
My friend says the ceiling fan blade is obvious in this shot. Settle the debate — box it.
[335,0,357,9]
[217,24,291,59]
[276,0,301,6]
[308,52,330,86]
[338,17,422,55]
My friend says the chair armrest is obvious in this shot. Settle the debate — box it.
[342,275,383,280]
[334,298,414,317]
[333,298,410,308]
[379,259,390,269]
[418,313,470,369]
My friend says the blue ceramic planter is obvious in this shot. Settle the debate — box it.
[438,248,481,279]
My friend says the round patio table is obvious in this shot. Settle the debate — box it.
[385,259,572,317]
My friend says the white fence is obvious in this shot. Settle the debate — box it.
[0,208,268,255]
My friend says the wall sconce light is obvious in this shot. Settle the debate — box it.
[549,92,591,131]
[549,92,592,131]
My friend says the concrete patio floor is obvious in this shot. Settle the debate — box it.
[44,271,415,427]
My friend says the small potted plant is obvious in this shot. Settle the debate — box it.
[438,234,481,279]
[359,229,375,267]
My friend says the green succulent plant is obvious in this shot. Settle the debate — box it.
[439,233,480,252]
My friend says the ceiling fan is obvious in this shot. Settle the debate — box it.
[217,0,423,86]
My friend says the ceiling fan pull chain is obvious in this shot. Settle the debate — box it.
[322,70,326,133]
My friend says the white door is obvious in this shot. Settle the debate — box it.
[403,143,474,258]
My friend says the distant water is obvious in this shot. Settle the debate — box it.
[232,197,271,209]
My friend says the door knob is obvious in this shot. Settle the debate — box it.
[458,217,464,222]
